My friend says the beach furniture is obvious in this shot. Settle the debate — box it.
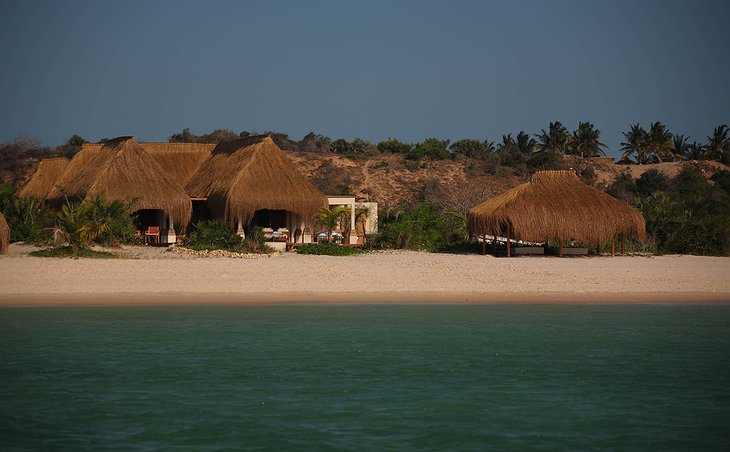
[145,226,160,244]
[513,246,544,256]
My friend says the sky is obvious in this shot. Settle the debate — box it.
[1,0,729,157]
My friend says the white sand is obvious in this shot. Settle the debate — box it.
[1,244,729,305]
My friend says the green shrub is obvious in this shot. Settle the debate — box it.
[406,138,450,160]
[374,204,463,252]
[30,245,117,258]
[86,195,137,246]
[636,169,669,197]
[184,220,272,253]
[377,138,412,154]
[185,219,244,251]
[0,185,53,243]
[296,242,364,256]
[606,172,637,203]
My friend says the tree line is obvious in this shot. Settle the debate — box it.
[163,121,730,166]
[2,121,727,173]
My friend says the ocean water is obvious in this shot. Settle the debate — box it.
[1,304,729,451]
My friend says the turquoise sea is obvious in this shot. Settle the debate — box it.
[1,304,729,450]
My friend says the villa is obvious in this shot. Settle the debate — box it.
[18,135,377,249]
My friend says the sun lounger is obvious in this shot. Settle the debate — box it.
[513,246,545,256]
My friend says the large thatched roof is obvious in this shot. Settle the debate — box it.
[29,142,213,201]
[0,212,9,254]
[142,142,215,186]
[51,137,192,225]
[468,170,646,243]
[16,157,70,200]
[46,144,103,201]
[186,135,328,224]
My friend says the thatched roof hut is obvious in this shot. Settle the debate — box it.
[0,212,9,254]
[186,135,328,225]
[51,137,192,226]
[26,142,214,201]
[468,170,646,245]
[17,157,70,200]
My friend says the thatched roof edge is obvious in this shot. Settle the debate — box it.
[16,157,70,200]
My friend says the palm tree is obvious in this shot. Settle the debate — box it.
[315,205,349,242]
[685,141,705,160]
[497,134,517,153]
[56,201,109,252]
[647,122,674,162]
[570,122,607,158]
[355,206,370,244]
[670,134,691,161]
[535,121,570,154]
[620,123,649,164]
[703,124,730,161]
[516,131,537,155]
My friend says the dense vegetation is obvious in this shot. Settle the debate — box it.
[373,205,466,252]
[607,167,730,255]
[184,220,272,254]
[296,242,364,256]
[0,187,138,251]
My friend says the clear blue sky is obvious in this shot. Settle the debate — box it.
[1,0,728,157]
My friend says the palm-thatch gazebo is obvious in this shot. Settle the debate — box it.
[0,212,9,254]
[467,170,646,256]
[186,135,328,241]
[49,137,193,243]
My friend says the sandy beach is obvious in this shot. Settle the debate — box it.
[1,244,728,306]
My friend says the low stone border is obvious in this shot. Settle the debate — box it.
[170,246,276,259]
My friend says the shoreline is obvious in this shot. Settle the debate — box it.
[2,245,729,307]
[2,291,729,307]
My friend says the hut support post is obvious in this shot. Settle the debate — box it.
[348,200,358,245]
[236,218,245,238]
[621,233,625,256]
[303,219,312,243]
[611,235,616,257]
[164,216,176,244]
[506,223,511,258]
[559,239,563,257]
[492,230,498,256]
[481,228,486,256]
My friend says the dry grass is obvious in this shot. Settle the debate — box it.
[468,170,646,244]
[0,212,9,254]
[186,135,328,224]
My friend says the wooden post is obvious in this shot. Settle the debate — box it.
[481,227,486,256]
[506,223,511,258]
[493,229,498,256]
[611,235,616,257]
[621,233,625,256]
[558,239,563,257]
[596,243,600,256]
